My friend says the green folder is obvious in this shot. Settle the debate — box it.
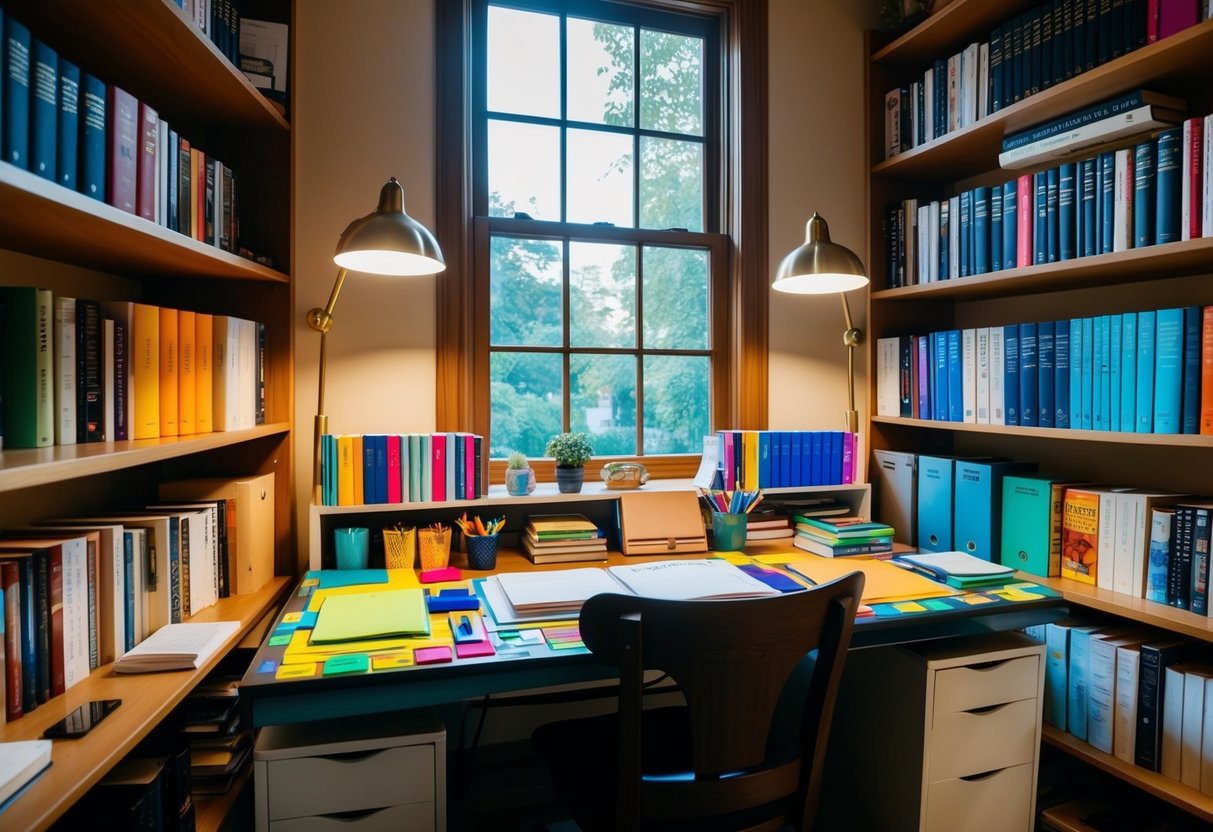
[310,588,430,644]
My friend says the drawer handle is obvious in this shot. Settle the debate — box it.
[959,767,1006,783]
[965,701,1012,716]
[317,806,395,823]
[317,749,388,763]
[966,659,1013,672]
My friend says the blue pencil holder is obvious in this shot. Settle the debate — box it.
[465,534,499,570]
[712,513,747,552]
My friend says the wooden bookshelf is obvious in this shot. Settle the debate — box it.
[871,416,1213,448]
[194,764,254,832]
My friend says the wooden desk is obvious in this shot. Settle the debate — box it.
[239,548,1067,728]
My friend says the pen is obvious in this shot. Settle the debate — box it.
[459,615,473,636]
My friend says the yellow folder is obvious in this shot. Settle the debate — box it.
[765,554,958,605]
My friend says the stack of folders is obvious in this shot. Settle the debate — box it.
[893,551,1016,589]
[522,514,608,564]
[792,515,895,558]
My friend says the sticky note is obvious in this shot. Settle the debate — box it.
[258,659,278,674]
[894,602,926,612]
[958,594,996,605]
[922,599,952,611]
[268,634,291,646]
[420,567,462,584]
[372,652,415,671]
[301,578,320,587]
[323,654,370,676]
[456,641,496,659]
[415,646,453,664]
[276,663,318,680]
[282,612,303,623]
[317,569,389,589]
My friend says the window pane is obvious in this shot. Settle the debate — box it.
[488,120,561,219]
[570,354,636,455]
[639,137,703,231]
[566,128,633,227]
[487,6,560,118]
[490,236,564,347]
[570,242,634,348]
[639,30,703,136]
[642,246,709,349]
[491,351,563,459]
[644,355,709,454]
[567,19,633,127]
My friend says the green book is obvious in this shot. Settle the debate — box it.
[1001,476,1082,576]
[0,287,55,448]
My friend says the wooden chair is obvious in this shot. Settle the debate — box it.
[531,572,865,832]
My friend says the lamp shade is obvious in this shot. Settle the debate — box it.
[772,212,868,294]
[333,177,446,276]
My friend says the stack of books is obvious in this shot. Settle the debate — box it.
[744,508,793,542]
[792,515,895,558]
[180,675,252,796]
[522,514,608,564]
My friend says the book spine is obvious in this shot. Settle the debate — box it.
[1019,322,1039,427]
[77,299,103,442]
[1184,117,1204,240]
[57,58,79,190]
[1182,305,1202,434]
[1154,307,1184,433]
[78,73,107,200]
[136,102,159,221]
[1109,313,1123,430]
[1002,180,1018,269]
[29,39,57,181]
[1,561,22,721]
[1038,320,1056,427]
[1168,506,1194,608]
[1203,306,1213,435]
[1080,156,1098,256]
[1005,324,1021,426]
[1055,320,1071,428]
[1017,174,1033,266]
[1120,312,1138,432]
[990,185,1004,271]
[1034,171,1048,265]
[168,519,182,624]
[1157,127,1182,243]
[3,18,31,170]
[1190,507,1211,615]
[1059,162,1077,259]
[106,86,138,214]
[1001,89,1148,150]
[54,296,78,447]
[1134,140,1156,246]
[1099,151,1116,254]
[1113,147,1133,252]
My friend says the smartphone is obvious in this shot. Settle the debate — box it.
[43,699,122,739]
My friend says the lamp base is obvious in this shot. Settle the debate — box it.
[844,410,858,435]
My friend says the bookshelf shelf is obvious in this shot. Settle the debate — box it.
[1032,576,1213,644]
[0,577,291,832]
[194,764,255,832]
[2,0,288,131]
[0,423,291,494]
[870,416,1213,447]
[1042,726,1213,822]
[871,0,1038,65]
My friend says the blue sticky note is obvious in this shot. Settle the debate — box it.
[258,660,278,674]
[737,564,803,593]
[316,569,389,589]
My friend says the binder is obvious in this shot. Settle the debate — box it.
[872,449,917,546]
[619,491,707,557]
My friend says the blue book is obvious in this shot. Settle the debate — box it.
[1099,151,1115,254]
[3,17,31,169]
[1153,308,1183,434]
[1070,319,1083,429]
[1055,320,1071,429]
[361,437,377,504]
[990,185,1003,271]
[122,530,135,651]
[1109,314,1122,431]
[15,558,36,712]
[824,432,841,486]
[1079,317,1094,429]
[1133,141,1155,247]
[56,58,79,190]
[799,431,811,486]
[959,191,972,277]
[1019,322,1039,428]
[1182,305,1202,434]
[973,186,990,274]
[917,335,931,419]
[78,72,107,200]
[916,455,955,552]
[166,128,178,231]
[1137,310,1157,433]
[1068,626,1099,742]
[946,329,963,422]
[789,432,804,487]
[1034,171,1049,265]
[1155,128,1182,244]
[757,432,772,488]
[1001,89,1167,150]
[1059,162,1077,260]
[933,331,948,422]
[1044,623,1073,730]
[1005,324,1021,427]
[1038,320,1055,427]
[1080,156,1097,257]
[1120,312,1137,432]
[810,432,824,486]
[779,431,793,486]
[1002,180,1018,270]
[954,459,1037,562]
[1045,167,1059,262]
[1092,315,1108,430]
[29,40,57,181]
[453,432,466,499]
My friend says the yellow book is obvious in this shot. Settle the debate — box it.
[177,310,195,435]
[158,307,178,437]
[195,312,213,433]
[1061,488,1101,585]
[352,435,365,505]
[743,430,760,490]
[337,434,355,506]
[131,303,160,439]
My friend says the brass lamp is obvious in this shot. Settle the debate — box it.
[772,212,869,434]
[308,177,445,503]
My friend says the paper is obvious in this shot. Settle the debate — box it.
[896,551,1015,577]
[785,556,957,604]
[311,589,430,643]
[607,559,779,601]
[495,568,623,614]
[0,740,52,808]
[114,621,240,673]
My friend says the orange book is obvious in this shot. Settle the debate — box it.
[177,310,196,435]
[131,303,160,439]
[1201,305,1212,435]
[195,312,213,433]
[1061,488,1100,585]
[158,307,179,436]
[337,434,355,506]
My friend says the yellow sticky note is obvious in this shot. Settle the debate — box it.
[959,594,996,605]
[276,663,318,680]
[894,602,926,612]
[282,612,303,623]
[301,578,320,587]
[372,652,415,671]
[753,553,801,565]
[715,552,751,565]
[994,588,1043,601]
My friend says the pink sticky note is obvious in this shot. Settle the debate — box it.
[414,646,453,664]
[456,641,496,659]
[420,566,462,584]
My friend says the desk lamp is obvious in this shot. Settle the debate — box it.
[308,177,445,503]
[772,212,868,434]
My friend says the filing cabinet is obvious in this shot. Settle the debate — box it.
[822,631,1045,832]
[254,708,446,832]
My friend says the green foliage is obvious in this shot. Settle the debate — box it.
[506,451,529,470]
[545,432,594,467]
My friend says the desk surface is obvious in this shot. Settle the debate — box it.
[240,546,1067,727]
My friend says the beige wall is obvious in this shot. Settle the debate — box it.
[293,0,875,560]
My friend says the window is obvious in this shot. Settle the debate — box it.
[437,0,768,475]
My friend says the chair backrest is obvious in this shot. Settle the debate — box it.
[578,571,864,831]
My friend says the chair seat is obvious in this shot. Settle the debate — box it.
[533,705,798,832]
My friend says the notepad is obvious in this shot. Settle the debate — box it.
[310,588,430,644]
[894,551,1016,588]
[113,621,241,673]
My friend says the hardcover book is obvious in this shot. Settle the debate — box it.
[3,17,31,169]
[28,39,57,181]
[78,73,107,200]
[106,86,138,214]
[56,58,79,190]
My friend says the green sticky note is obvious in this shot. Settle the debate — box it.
[268,634,291,646]
[323,654,370,676]
[922,599,952,611]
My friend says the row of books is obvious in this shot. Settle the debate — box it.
[0,288,265,449]
[175,0,243,69]
[875,307,1213,435]
[0,9,242,254]
[1033,619,1213,792]
[886,112,1212,287]
[521,514,607,564]
[706,429,861,491]
[319,432,487,506]
[883,0,1208,159]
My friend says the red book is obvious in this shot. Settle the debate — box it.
[1201,306,1213,435]
[136,101,158,221]
[386,434,402,504]
[464,434,475,499]
[1016,173,1033,267]
[105,86,138,214]
[1,560,21,722]
[1158,0,1198,39]
[195,148,207,242]
[1147,0,1160,41]
[431,434,446,502]
[1183,117,1204,241]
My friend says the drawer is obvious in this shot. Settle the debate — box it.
[923,762,1034,832]
[266,744,436,820]
[928,697,1038,781]
[933,654,1040,714]
[270,801,436,832]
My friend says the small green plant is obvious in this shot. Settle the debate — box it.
[545,432,594,467]
[506,451,529,470]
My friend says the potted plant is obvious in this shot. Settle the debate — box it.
[504,451,536,496]
[545,432,594,494]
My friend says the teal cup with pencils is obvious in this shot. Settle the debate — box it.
[712,513,748,552]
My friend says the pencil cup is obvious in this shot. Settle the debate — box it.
[418,528,453,570]
[711,513,747,552]
[465,534,499,571]
[334,527,370,570]
[382,526,417,569]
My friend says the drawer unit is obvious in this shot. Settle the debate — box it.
[822,631,1045,832]
[254,709,447,832]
